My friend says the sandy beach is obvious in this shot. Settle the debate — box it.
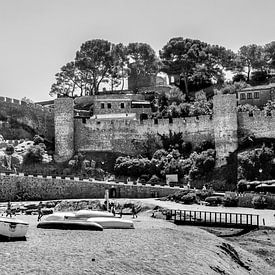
[0,203,274,275]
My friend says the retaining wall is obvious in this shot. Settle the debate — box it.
[0,174,181,201]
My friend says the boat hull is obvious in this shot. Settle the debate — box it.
[37,220,103,231]
[87,217,134,229]
[0,218,29,239]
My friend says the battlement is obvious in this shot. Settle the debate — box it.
[0,96,54,113]
[238,110,275,119]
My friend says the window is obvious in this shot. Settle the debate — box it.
[120,103,125,109]
[247,93,252,99]
[254,92,260,99]
[240,93,246,100]
[101,103,104,109]
[107,103,112,109]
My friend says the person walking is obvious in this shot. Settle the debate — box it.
[132,205,137,219]
[37,201,43,222]
[6,201,12,218]
[111,204,116,217]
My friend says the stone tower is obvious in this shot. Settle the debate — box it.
[213,93,238,167]
[54,97,74,162]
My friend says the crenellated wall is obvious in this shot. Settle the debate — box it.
[238,110,275,138]
[55,94,275,167]
[74,115,214,154]
[0,96,54,140]
[0,174,182,201]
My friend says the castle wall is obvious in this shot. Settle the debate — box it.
[54,94,275,167]
[0,174,182,201]
[0,97,54,140]
[238,110,275,138]
[74,115,214,154]
[213,94,238,167]
[54,98,74,162]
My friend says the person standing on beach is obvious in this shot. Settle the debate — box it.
[37,201,43,222]
[132,205,137,219]
[6,201,12,218]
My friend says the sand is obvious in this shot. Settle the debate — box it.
[0,211,274,275]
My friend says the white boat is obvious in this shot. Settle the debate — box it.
[44,210,114,222]
[0,217,29,240]
[37,220,103,231]
[44,212,76,221]
[74,210,114,219]
[87,217,134,229]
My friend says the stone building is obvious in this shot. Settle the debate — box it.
[237,83,275,107]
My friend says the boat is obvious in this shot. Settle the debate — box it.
[44,210,114,222]
[74,210,114,219]
[37,220,103,231]
[87,217,134,229]
[44,212,76,221]
[0,217,29,240]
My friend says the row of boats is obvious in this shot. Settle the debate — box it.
[0,210,135,240]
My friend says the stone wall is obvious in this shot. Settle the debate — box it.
[238,110,275,138]
[213,94,238,167]
[0,174,181,201]
[55,94,275,166]
[0,97,54,140]
[54,98,74,162]
[74,115,214,154]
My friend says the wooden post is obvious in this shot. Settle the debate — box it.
[257,215,259,227]
[189,211,192,221]
[200,211,202,221]
[246,214,249,225]
[225,213,227,224]
[215,212,217,223]
[240,214,242,225]
[204,211,207,223]
[250,214,252,225]
[209,212,212,224]
[180,210,182,221]
[184,210,186,221]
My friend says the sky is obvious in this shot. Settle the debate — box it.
[0,0,274,102]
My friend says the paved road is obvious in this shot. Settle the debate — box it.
[137,198,275,228]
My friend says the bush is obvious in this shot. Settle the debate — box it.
[180,193,197,204]
[223,196,239,207]
[147,175,161,186]
[252,195,267,209]
[23,145,45,164]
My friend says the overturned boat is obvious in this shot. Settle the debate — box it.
[87,217,134,229]
[37,220,103,231]
[0,217,29,240]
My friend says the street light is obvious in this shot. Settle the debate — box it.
[259,168,263,181]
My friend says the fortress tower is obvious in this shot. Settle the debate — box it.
[213,93,238,167]
[54,98,74,162]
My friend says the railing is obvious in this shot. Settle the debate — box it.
[170,209,259,229]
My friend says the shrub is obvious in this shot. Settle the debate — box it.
[223,196,239,207]
[23,145,45,164]
[252,195,267,209]
[147,175,161,186]
[180,193,197,204]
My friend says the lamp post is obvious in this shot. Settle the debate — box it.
[259,168,263,182]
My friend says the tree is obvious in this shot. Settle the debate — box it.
[160,38,231,96]
[109,43,129,91]
[236,44,266,82]
[50,39,130,97]
[127,42,160,90]
[264,41,275,70]
[75,39,115,95]
[50,62,90,98]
